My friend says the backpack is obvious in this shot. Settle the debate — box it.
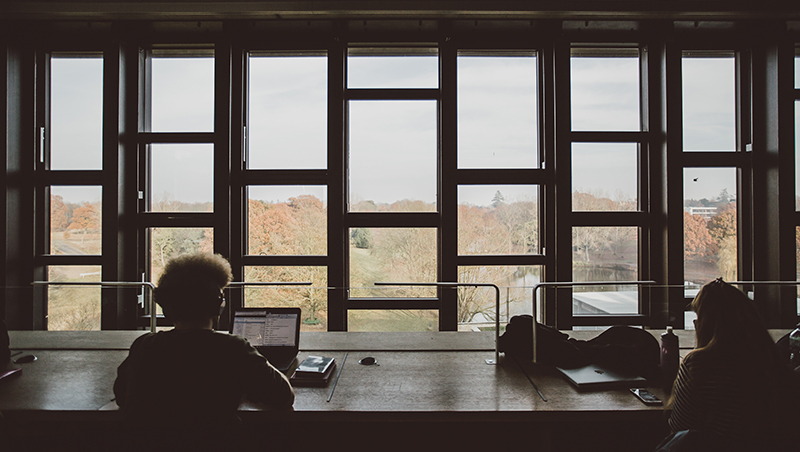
[499,315,661,382]
[498,315,589,368]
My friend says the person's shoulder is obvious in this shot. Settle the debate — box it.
[680,349,720,371]
[129,331,159,348]
[211,330,256,349]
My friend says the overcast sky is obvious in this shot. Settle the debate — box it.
[49,53,771,207]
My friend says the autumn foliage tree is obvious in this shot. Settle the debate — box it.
[51,194,70,230]
[684,211,716,258]
[68,202,100,244]
[246,196,328,328]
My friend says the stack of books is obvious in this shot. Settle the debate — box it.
[289,355,336,387]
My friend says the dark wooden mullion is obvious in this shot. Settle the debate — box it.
[572,314,649,327]
[540,25,558,327]
[666,42,688,328]
[138,212,215,228]
[345,88,439,101]
[638,41,651,325]
[570,131,648,143]
[644,32,670,328]
[41,171,103,185]
[681,151,749,167]
[553,38,573,330]
[37,254,102,266]
[345,212,439,228]
[33,51,50,330]
[101,40,123,329]
[570,211,647,227]
[138,132,215,144]
[735,46,753,289]
[243,169,328,185]
[228,36,246,316]
[327,38,347,331]
[214,39,233,330]
[346,298,440,310]
[440,34,458,331]
[456,254,547,267]
[241,255,328,267]
[456,169,548,185]
[4,44,38,329]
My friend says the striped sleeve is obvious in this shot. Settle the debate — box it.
[668,353,704,433]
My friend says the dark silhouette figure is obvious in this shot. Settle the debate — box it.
[114,253,294,451]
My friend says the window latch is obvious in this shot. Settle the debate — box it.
[39,127,45,163]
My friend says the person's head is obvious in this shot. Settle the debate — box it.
[690,278,772,354]
[155,253,233,325]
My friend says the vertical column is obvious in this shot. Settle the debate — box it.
[439,33,458,331]
[327,35,346,331]
[751,24,796,328]
[644,30,671,328]
[664,40,686,328]
[3,43,37,329]
[552,35,573,330]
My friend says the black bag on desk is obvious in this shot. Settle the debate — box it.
[499,316,661,381]
[575,325,661,382]
[498,315,589,368]
[1,319,9,364]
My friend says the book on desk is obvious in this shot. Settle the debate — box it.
[290,356,336,387]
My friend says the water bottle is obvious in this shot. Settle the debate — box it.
[789,323,800,372]
[660,326,679,388]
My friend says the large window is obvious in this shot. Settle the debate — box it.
[41,54,104,330]
[456,50,542,330]
[680,51,742,301]
[16,24,799,332]
[142,49,217,323]
[568,47,644,324]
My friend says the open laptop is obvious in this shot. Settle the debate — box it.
[557,363,647,391]
[230,307,301,372]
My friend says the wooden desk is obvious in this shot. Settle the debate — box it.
[1,330,679,451]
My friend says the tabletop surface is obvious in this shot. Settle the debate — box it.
[3,329,786,419]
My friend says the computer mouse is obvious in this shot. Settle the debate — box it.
[14,354,36,364]
[358,356,377,365]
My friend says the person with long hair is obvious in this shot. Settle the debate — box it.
[655,278,800,451]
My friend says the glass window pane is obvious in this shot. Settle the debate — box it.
[150,144,214,212]
[248,55,327,169]
[347,48,437,88]
[244,266,327,331]
[348,310,438,332]
[50,56,103,170]
[572,143,637,211]
[458,185,539,255]
[247,186,327,255]
[683,168,737,290]
[150,227,214,284]
[682,54,736,152]
[572,227,639,315]
[458,266,541,330]
[795,51,800,89]
[48,266,101,330]
[457,53,538,168]
[349,228,436,298]
[570,49,640,131]
[50,186,102,255]
[348,101,437,212]
[151,54,214,132]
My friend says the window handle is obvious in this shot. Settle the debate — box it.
[39,127,45,163]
